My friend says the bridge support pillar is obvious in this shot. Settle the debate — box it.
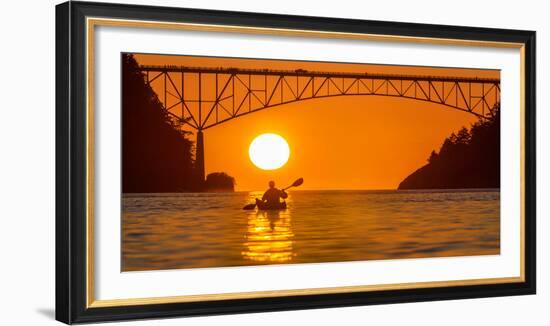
[195,130,205,188]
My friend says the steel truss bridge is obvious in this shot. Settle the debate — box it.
[139,65,501,182]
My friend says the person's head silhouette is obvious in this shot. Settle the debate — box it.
[269,181,275,189]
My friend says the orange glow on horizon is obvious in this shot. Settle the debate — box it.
[133,54,499,191]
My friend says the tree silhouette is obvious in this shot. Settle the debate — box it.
[122,54,195,192]
[398,104,500,190]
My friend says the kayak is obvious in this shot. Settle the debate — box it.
[256,201,287,210]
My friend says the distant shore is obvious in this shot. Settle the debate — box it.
[122,188,500,195]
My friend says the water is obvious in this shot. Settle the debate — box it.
[122,190,500,271]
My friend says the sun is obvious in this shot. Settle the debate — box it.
[249,133,290,170]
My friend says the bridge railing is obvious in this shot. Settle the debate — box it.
[139,65,501,83]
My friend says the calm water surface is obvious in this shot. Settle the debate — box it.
[122,190,499,271]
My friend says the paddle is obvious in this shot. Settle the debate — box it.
[242,178,304,210]
[242,203,258,210]
[283,177,304,191]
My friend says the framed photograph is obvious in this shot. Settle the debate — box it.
[56,1,536,324]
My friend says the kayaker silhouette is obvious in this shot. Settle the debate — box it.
[256,181,288,210]
[242,178,303,210]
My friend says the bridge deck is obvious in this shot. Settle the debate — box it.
[139,65,500,84]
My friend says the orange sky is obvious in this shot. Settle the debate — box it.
[133,53,499,191]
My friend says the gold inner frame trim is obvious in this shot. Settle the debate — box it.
[89,277,522,308]
[86,17,526,309]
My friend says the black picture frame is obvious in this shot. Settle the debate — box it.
[56,1,536,324]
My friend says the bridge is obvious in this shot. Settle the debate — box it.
[139,65,500,183]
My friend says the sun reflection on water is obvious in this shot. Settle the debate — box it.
[241,201,295,263]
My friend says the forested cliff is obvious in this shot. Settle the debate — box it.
[398,105,500,190]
